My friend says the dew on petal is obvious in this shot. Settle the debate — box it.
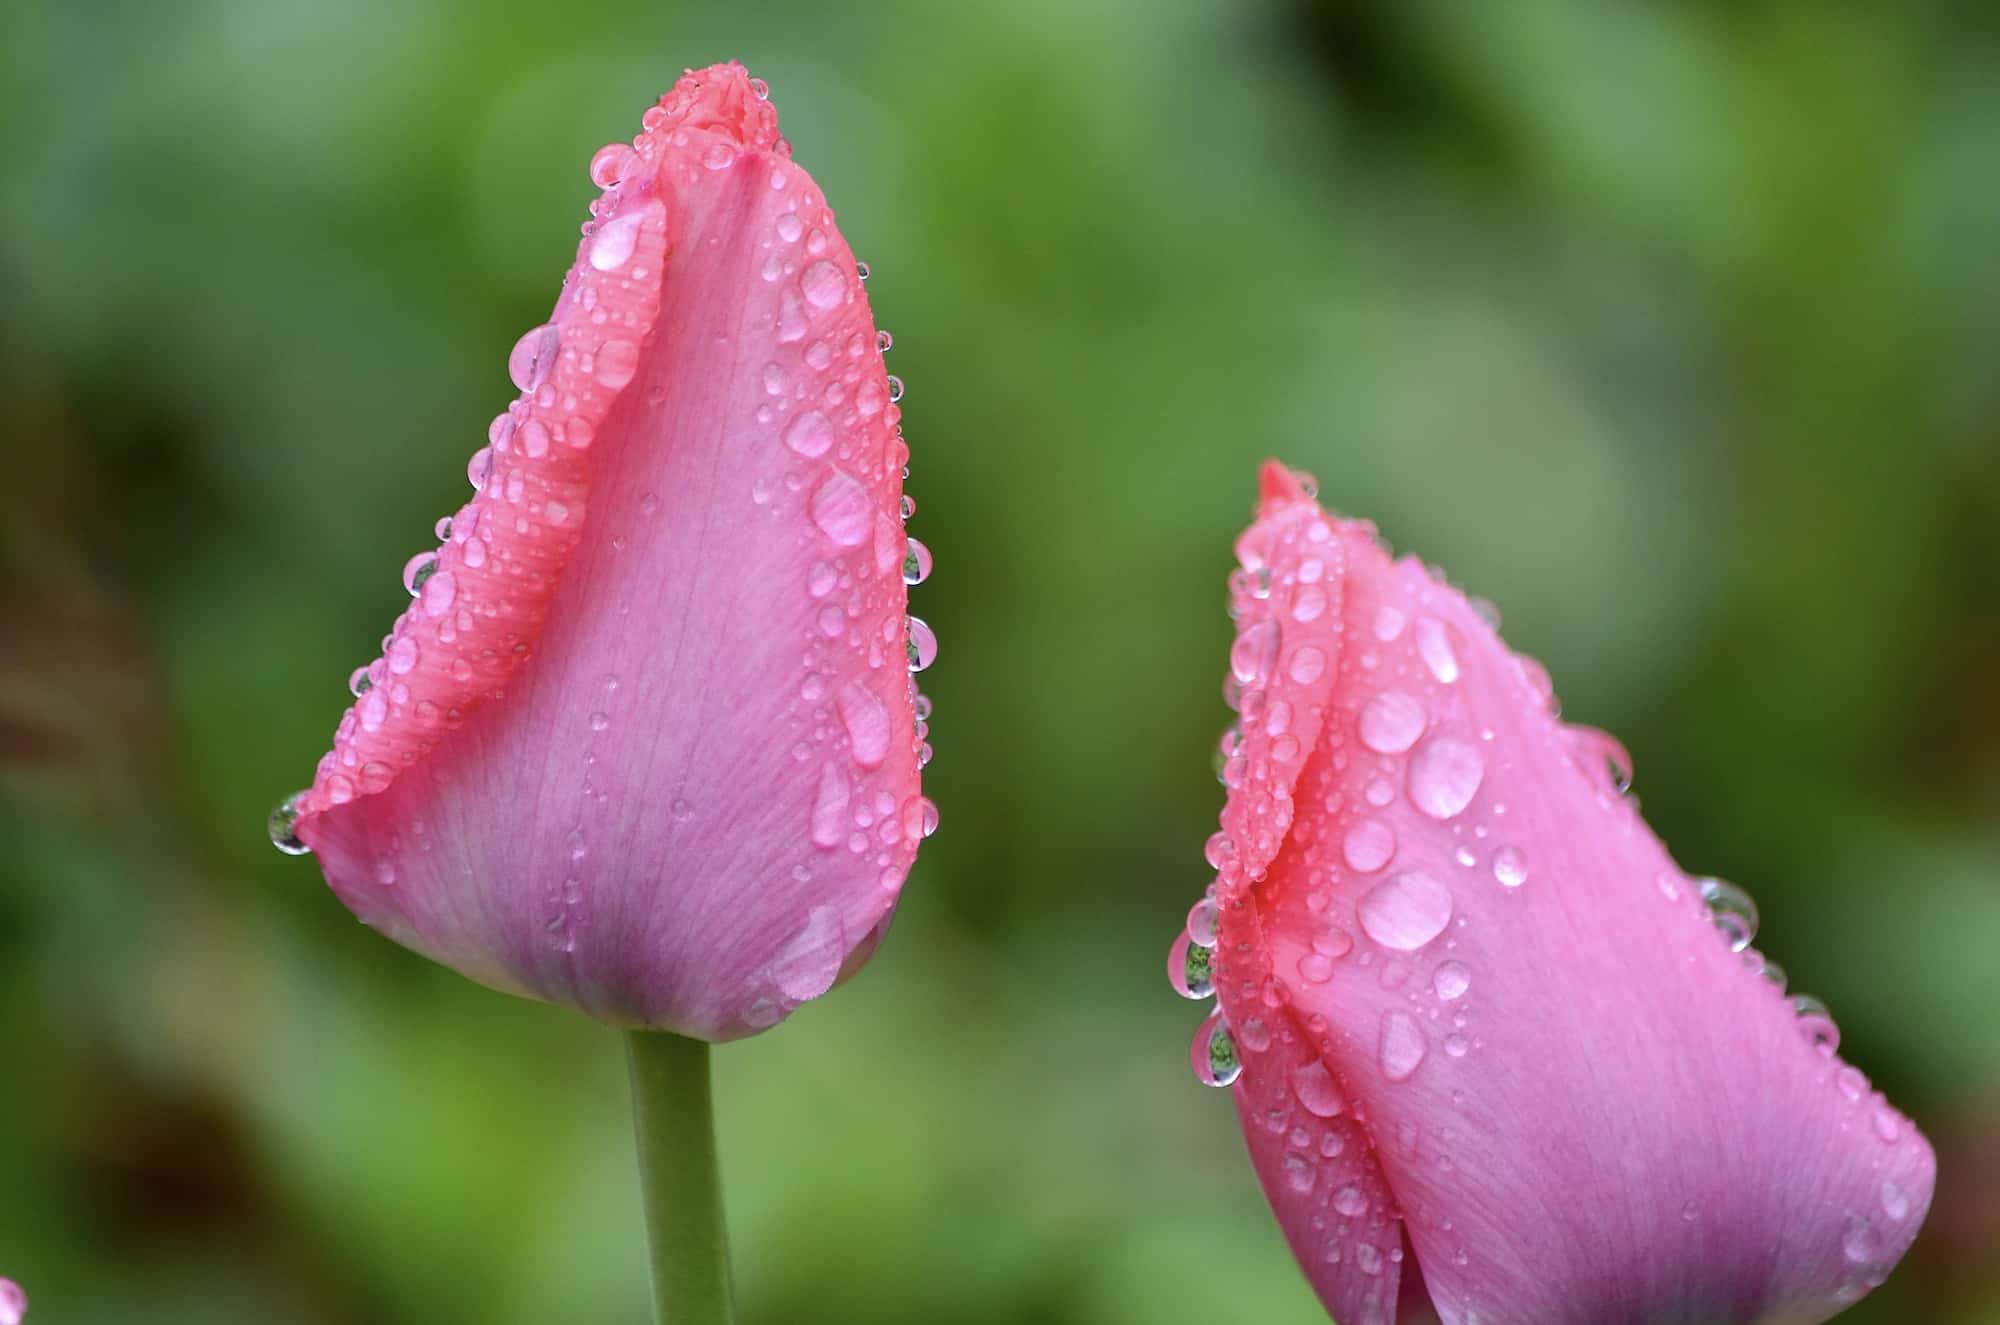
[1698,877,1759,951]
[1186,897,1220,948]
[267,792,311,855]
[801,260,846,309]
[1408,737,1483,820]
[1231,620,1282,685]
[1358,871,1454,951]
[1192,1008,1242,1087]
[507,323,561,393]
[1492,845,1527,888]
[1432,960,1470,1000]
[1379,1011,1428,1082]
[784,408,835,458]
[1342,817,1396,873]
[1290,1059,1346,1117]
[836,681,890,768]
[1169,930,1216,999]
[1414,616,1458,682]
[1358,690,1426,754]
[810,469,873,546]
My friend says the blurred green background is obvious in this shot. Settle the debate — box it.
[3,0,1997,1320]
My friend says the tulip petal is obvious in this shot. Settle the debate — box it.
[1205,462,1934,1324]
[292,64,925,1038]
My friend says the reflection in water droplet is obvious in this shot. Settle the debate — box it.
[267,793,311,855]
[508,323,561,393]
[1191,1009,1242,1087]
[902,537,933,586]
[1697,878,1759,951]
[1168,930,1215,999]
[905,617,938,672]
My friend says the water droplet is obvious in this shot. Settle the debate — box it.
[1292,584,1327,622]
[901,795,940,840]
[267,792,311,855]
[1358,871,1454,951]
[901,537,933,586]
[1297,952,1333,983]
[1414,617,1458,683]
[1168,930,1215,998]
[1492,846,1527,888]
[1342,818,1396,873]
[1333,1185,1368,1218]
[1290,1060,1345,1117]
[783,408,835,458]
[1842,1218,1880,1265]
[467,446,492,490]
[434,516,454,541]
[1231,621,1281,685]
[589,142,634,188]
[1359,690,1426,754]
[877,329,894,353]
[421,569,457,618]
[588,210,643,270]
[886,374,905,403]
[905,617,937,672]
[1191,1009,1242,1087]
[1281,1151,1315,1193]
[1408,737,1483,820]
[1186,897,1220,948]
[402,553,437,596]
[810,469,873,546]
[1879,1178,1910,1221]
[1697,878,1759,951]
[1432,960,1470,1000]
[801,260,846,309]
[810,762,849,848]
[1791,993,1839,1051]
[347,666,373,697]
[1379,1011,1427,1081]
[597,339,640,389]
[836,682,891,768]
[1288,645,1326,684]
[1872,1105,1903,1143]
[1373,605,1407,641]
[508,323,561,393]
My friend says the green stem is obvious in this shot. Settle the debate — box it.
[625,1030,736,1325]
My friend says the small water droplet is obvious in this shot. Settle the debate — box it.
[886,374,904,403]
[267,792,311,855]
[588,210,644,271]
[836,682,891,768]
[810,762,850,848]
[1414,616,1458,683]
[402,553,438,596]
[1288,645,1326,684]
[1408,737,1484,820]
[1333,1185,1368,1218]
[1492,846,1527,888]
[1842,1218,1880,1265]
[1432,960,1470,1000]
[1379,1011,1427,1081]
[1791,992,1839,1051]
[1358,872,1454,951]
[901,537,933,586]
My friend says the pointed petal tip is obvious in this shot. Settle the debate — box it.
[647,61,784,154]
[1258,458,1317,518]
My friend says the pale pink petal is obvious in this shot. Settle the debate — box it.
[1190,461,1934,1324]
[288,64,928,1039]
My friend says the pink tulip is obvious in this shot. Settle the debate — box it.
[1173,462,1935,1324]
[272,62,935,1041]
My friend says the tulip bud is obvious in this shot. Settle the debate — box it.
[1176,461,1934,1324]
[273,63,935,1041]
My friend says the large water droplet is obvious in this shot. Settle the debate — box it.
[783,408,835,458]
[801,260,846,309]
[810,470,872,546]
[810,761,849,847]
[1358,871,1454,951]
[1342,817,1396,873]
[588,210,643,271]
[1333,1185,1369,1218]
[1231,620,1281,685]
[836,681,890,768]
[1414,616,1458,683]
[508,323,561,394]
[902,537,933,586]
[1191,1009,1242,1087]
[1697,877,1759,951]
[770,904,844,1001]
[1288,645,1326,684]
[905,617,937,672]
[1358,690,1426,754]
[1492,846,1527,888]
[589,142,634,188]
[1168,930,1215,999]
[1186,897,1220,948]
[1379,1011,1428,1082]
[1290,1060,1345,1117]
[1408,737,1483,820]
[267,792,311,855]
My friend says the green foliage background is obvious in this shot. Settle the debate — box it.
[2,0,1996,1320]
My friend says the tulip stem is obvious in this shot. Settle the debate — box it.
[625,1030,736,1325]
